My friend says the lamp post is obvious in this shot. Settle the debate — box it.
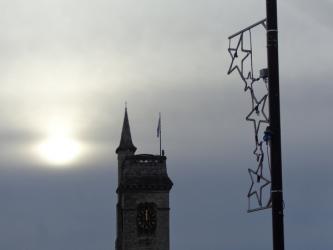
[266,1,285,249]
[227,1,285,248]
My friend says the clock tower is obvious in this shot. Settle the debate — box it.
[115,108,173,250]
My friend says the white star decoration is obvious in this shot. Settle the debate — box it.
[246,94,269,140]
[253,142,264,162]
[227,33,252,91]
[248,167,270,207]
[227,22,272,212]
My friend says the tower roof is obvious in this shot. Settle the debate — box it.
[116,107,137,154]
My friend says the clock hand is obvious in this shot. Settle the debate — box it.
[145,209,148,222]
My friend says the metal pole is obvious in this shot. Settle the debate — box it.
[160,113,162,156]
[160,129,162,156]
[266,1,285,250]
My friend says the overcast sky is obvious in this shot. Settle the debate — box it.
[0,0,332,249]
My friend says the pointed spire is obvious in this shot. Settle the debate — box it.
[116,107,137,154]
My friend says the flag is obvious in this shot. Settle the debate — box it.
[157,113,161,138]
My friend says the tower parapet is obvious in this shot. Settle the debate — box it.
[119,154,173,192]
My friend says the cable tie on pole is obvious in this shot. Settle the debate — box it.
[267,29,278,32]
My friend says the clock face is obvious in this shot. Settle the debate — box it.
[137,203,157,234]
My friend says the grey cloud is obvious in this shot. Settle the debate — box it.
[281,0,333,30]
[0,0,332,249]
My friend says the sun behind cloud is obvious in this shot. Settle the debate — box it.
[36,135,81,166]
[34,118,83,167]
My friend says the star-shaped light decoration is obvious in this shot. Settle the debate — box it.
[227,33,253,91]
[253,142,264,162]
[246,94,269,138]
[248,77,264,105]
[247,167,270,208]
[244,72,255,92]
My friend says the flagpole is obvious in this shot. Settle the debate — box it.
[159,113,162,156]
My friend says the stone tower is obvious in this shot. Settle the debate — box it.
[115,108,173,250]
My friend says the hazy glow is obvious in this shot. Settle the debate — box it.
[37,135,81,165]
[36,119,82,166]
